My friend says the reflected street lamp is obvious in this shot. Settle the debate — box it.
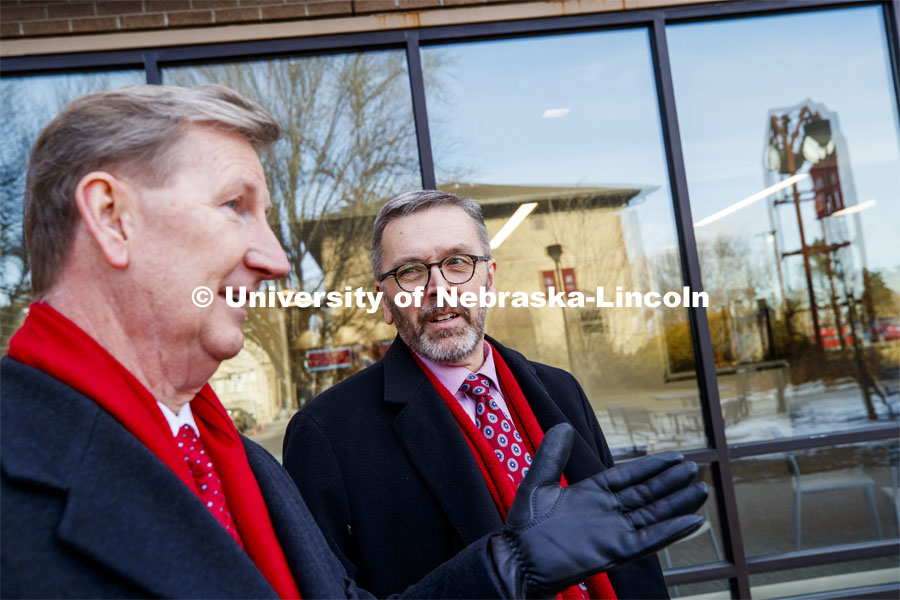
[546,244,574,371]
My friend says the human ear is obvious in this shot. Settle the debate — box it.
[376,282,394,325]
[486,259,498,294]
[74,172,133,269]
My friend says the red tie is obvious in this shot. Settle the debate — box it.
[175,424,245,549]
[461,373,533,486]
[461,374,590,599]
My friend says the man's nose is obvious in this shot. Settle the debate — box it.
[425,264,451,296]
[246,224,290,280]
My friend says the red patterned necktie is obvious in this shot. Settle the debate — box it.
[175,424,245,549]
[461,373,590,599]
[460,373,533,485]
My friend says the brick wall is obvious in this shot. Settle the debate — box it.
[0,0,524,38]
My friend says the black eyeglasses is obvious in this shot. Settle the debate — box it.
[379,253,490,292]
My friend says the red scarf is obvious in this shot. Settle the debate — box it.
[8,302,301,599]
[412,342,617,600]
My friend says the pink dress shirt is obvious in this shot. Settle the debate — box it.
[414,342,513,425]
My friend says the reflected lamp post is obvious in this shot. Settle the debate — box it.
[546,243,574,371]
[766,106,833,351]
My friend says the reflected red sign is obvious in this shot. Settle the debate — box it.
[561,268,578,296]
[540,269,578,297]
[540,270,557,296]
[811,162,844,219]
[305,347,352,372]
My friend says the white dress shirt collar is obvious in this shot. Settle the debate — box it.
[156,401,199,437]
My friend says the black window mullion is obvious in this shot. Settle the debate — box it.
[746,538,900,574]
[648,16,751,599]
[682,448,719,463]
[143,50,160,85]
[663,560,736,586]
[730,423,899,459]
[404,31,436,190]
[885,0,900,120]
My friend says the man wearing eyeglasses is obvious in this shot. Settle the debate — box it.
[283,190,694,599]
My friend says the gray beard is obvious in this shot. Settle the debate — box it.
[388,297,487,364]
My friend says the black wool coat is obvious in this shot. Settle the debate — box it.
[1,356,504,599]
[283,335,670,599]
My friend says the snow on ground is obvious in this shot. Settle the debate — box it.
[598,375,899,455]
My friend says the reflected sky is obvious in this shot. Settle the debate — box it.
[425,28,667,187]
[0,70,145,140]
[0,70,145,305]
[422,5,898,285]
[423,27,678,257]
[668,5,900,277]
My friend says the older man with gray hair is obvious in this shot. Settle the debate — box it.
[0,85,493,599]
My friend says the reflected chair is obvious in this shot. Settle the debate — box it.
[770,428,883,549]
[721,397,745,426]
[623,406,659,447]
[661,465,721,597]
[605,403,628,435]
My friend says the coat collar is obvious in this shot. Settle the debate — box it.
[380,336,606,540]
[1,358,278,599]
[381,338,504,543]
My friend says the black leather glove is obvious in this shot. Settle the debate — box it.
[490,423,708,599]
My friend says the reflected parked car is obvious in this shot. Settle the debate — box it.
[877,319,900,341]
[226,408,257,433]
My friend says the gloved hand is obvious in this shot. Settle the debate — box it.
[490,423,708,599]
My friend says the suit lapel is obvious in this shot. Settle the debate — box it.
[1,360,276,600]
[243,438,348,600]
[380,335,606,543]
[383,340,504,545]
[55,413,277,599]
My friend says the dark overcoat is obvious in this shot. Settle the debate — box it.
[1,357,502,599]
[283,336,669,599]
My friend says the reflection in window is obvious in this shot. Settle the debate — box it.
[668,6,900,441]
[0,71,146,354]
[732,441,898,556]
[423,31,706,455]
[656,463,723,570]
[749,556,899,599]
[666,579,730,600]
[163,52,421,451]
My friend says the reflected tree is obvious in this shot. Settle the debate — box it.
[1,73,142,352]
[0,85,34,351]
[166,52,433,406]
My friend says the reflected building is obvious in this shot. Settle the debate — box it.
[209,337,279,429]
[293,182,679,407]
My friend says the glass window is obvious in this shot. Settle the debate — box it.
[732,440,899,556]
[657,463,724,571]
[0,70,146,355]
[163,52,420,456]
[666,579,730,600]
[423,29,704,454]
[668,6,900,442]
[749,556,899,599]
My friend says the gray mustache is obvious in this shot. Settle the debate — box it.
[418,304,472,327]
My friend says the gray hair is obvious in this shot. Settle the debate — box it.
[25,84,282,295]
[370,189,490,279]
